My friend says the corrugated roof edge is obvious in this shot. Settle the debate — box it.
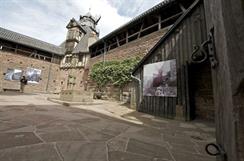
[0,27,64,56]
[90,0,176,48]
[132,0,201,75]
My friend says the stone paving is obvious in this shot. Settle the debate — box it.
[0,92,216,161]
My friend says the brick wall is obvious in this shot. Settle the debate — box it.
[88,27,170,68]
[0,50,61,93]
[87,28,169,100]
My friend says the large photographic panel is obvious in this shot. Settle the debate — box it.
[4,68,23,81]
[26,67,42,84]
[143,59,177,97]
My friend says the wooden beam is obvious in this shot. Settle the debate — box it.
[126,31,128,43]
[14,45,18,53]
[137,23,158,34]
[179,3,186,12]
[138,23,144,38]
[158,16,162,30]
[92,12,182,56]
[51,53,54,63]
[108,43,111,50]
[103,42,107,65]
[116,36,120,47]
[127,12,182,39]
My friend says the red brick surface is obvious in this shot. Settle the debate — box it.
[0,51,60,93]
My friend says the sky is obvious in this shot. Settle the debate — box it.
[0,0,163,46]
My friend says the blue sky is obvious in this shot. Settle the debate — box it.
[0,0,162,45]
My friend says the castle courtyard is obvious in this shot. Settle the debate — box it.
[0,92,216,161]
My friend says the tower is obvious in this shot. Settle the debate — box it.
[60,12,100,94]
[65,18,84,54]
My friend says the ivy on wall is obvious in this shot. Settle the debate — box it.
[90,57,140,91]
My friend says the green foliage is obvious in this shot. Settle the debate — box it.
[90,57,140,90]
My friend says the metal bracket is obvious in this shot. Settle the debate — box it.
[191,27,218,68]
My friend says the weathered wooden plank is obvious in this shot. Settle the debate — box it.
[172,97,177,116]
[150,97,154,115]
[158,97,161,116]
[182,23,188,63]
[178,25,183,106]
[174,32,180,106]
[157,97,160,116]
[168,97,173,118]
[165,97,168,118]
[181,65,186,119]
[162,45,165,61]
[186,17,192,60]
[149,97,152,114]
[162,97,165,117]
[185,61,191,120]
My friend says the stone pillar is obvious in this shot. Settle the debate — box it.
[204,0,244,160]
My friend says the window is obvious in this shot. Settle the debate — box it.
[78,55,83,62]
[65,56,72,63]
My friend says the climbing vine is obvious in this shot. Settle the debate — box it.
[90,57,140,91]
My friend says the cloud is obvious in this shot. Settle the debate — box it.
[107,0,162,17]
[0,0,162,45]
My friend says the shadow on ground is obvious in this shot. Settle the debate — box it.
[0,91,37,96]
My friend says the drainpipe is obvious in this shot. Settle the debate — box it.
[131,74,142,110]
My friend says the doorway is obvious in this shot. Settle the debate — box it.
[188,60,215,121]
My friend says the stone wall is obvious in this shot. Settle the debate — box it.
[59,68,87,91]
[0,50,61,93]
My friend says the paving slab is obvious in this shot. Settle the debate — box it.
[107,136,128,152]
[108,151,152,161]
[78,126,114,142]
[126,138,173,160]
[12,114,57,126]
[168,143,199,154]
[5,125,35,133]
[163,134,195,145]
[82,119,130,136]
[172,152,216,161]
[0,132,42,149]
[39,130,85,143]
[0,143,61,161]
[57,142,107,161]
[0,122,27,132]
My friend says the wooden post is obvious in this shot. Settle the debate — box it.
[51,53,54,63]
[138,23,144,38]
[103,42,106,65]
[179,3,186,12]
[158,16,162,30]
[116,36,120,47]
[14,45,18,53]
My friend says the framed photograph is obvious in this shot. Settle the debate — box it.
[26,67,42,84]
[4,68,23,81]
[143,59,177,97]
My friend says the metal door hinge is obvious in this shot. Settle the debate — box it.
[191,27,218,68]
[205,143,227,160]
